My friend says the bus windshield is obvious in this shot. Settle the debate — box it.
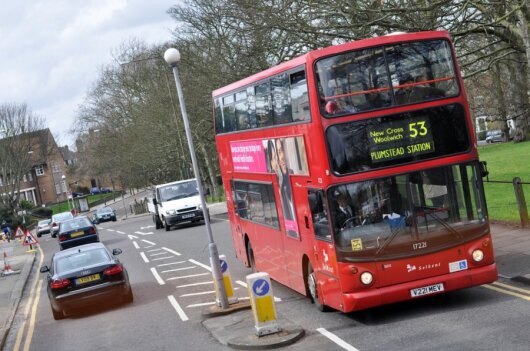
[329,163,488,261]
[316,39,459,115]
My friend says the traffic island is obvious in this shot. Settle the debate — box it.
[202,300,251,318]
[227,326,305,350]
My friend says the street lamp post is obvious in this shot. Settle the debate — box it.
[164,48,229,309]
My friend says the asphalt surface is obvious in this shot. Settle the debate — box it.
[0,198,530,350]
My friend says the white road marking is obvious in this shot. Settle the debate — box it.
[149,252,168,257]
[168,295,189,322]
[151,267,165,285]
[187,301,215,308]
[166,273,210,281]
[152,256,174,261]
[140,252,149,263]
[162,247,181,256]
[161,266,196,273]
[157,261,186,267]
[181,290,215,297]
[128,234,138,240]
[132,241,140,249]
[316,328,360,351]
[176,281,212,288]
[135,231,153,235]
[106,229,115,232]
[236,280,281,302]
[141,225,155,230]
[147,248,164,252]
[142,239,156,245]
[188,259,211,272]
[116,231,126,234]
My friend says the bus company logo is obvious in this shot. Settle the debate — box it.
[406,264,416,272]
[419,262,441,271]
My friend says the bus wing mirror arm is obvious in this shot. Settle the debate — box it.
[305,216,310,229]
[480,161,489,179]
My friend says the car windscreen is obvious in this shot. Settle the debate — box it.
[55,249,110,273]
[158,180,199,202]
[53,212,74,222]
[60,217,92,232]
[97,208,113,214]
[39,219,51,225]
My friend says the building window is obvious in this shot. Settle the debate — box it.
[23,174,27,182]
[52,163,60,173]
[55,182,62,195]
[35,165,44,176]
[27,172,33,181]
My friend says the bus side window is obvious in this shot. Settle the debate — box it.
[308,190,330,240]
[255,81,272,127]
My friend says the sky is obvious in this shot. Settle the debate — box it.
[0,0,177,148]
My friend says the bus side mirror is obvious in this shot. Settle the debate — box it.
[480,161,489,178]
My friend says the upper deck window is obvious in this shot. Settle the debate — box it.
[316,39,460,116]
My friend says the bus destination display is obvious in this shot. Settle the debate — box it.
[368,117,434,163]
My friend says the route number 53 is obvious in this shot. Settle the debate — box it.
[409,121,428,138]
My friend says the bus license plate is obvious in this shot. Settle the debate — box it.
[181,213,195,219]
[410,283,444,297]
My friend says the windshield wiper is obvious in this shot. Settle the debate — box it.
[375,224,406,256]
[421,207,462,240]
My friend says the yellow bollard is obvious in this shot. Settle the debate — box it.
[246,272,281,336]
[214,255,238,306]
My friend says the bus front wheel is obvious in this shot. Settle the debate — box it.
[307,263,329,312]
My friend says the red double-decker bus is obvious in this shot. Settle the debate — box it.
[213,31,497,312]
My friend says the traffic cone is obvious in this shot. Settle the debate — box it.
[2,252,16,275]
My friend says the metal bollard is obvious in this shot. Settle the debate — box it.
[513,177,529,227]
[215,255,238,306]
[246,272,281,336]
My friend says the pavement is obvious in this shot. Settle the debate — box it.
[1,199,529,350]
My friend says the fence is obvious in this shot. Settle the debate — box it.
[130,198,149,215]
[484,176,529,227]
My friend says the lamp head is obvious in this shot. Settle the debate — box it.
[164,48,181,65]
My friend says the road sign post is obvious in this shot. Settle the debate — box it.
[246,272,281,336]
[215,255,238,306]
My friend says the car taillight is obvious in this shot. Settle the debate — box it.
[103,265,123,276]
[50,278,71,289]
[58,235,67,241]
[88,227,97,235]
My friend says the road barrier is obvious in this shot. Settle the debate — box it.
[246,272,281,336]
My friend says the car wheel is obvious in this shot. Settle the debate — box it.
[52,233,57,238]
[112,218,117,222]
[165,219,171,231]
[52,307,65,320]
[155,216,161,229]
[307,262,329,312]
[37,233,41,238]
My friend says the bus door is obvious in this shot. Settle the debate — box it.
[307,189,342,309]
[228,179,247,265]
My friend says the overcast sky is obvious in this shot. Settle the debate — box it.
[0,0,177,148]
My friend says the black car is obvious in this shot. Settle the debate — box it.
[40,242,133,320]
[92,207,117,224]
[57,216,99,250]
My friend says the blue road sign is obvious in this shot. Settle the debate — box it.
[252,279,270,297]
[220,259,228,273]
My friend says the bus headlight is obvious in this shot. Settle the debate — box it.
[360,272,373,285]
[472,249,484,262]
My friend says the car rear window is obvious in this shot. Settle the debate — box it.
[53,212,74,222]
[55,249,110,273]
[60,217,92,232]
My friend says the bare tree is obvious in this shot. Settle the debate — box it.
[0,103,46,213]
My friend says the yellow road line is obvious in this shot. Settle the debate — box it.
[483,284,530,301]
[492,281,530,295]
[23,279,43,351]
[13,243,45,351]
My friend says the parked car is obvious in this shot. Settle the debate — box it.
[51,211,75,238]
[486,130,505,143]
[57,216,99,250]
[37,219,52,237]
[90,187,101,195]
[72,191,86,198]
[101,187,113,194]
[93,207,117,224]
[40,242,133,320]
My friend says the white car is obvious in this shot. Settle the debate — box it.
[51,211,74,238]
[37,219,52,237]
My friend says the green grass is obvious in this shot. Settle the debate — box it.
[48,193,119,215]
[478,141,530,224]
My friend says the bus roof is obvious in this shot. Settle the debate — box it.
[212,30,450,97]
